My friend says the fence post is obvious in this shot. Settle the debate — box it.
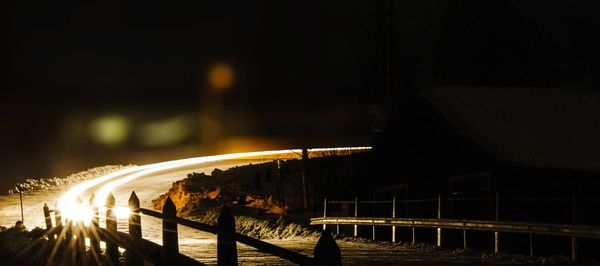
[217,205,238,266]
[65,216,73,245]
[314,228,342,266]
[43,203,57,264]
[128,191,143,266]
[75,197,86,265]
[43,203,54,239]
[494,192,499,254]
[88,193,101,263]
[64,208,75,265]
[54,202,64,251]
[571,193,577,261]
[323,198,327,230]
[106,193,120,265]
[354,197,358,237]
[163,197,179,266]
[392,196,396,243]
[437,193,441,247]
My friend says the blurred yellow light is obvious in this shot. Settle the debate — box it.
[208,62,234,90]
[89,115,130,146]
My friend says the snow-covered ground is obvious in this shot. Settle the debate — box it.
[0,165,130,229]
[9,165,132,195]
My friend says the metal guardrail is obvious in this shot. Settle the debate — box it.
[319,194,599,260]
[310,217,600,239]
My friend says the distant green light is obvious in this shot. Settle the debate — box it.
[138,115,193,147]
[89,115,130,146]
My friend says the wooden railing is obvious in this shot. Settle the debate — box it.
[34,191,342,265]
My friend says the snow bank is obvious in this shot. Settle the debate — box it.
[8,165,133,194]
[186,207,321,240]
[152,163,322,240]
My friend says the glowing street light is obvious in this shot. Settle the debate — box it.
[208,61,235,91]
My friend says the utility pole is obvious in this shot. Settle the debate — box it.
[277,160,285,210]
[17,185,24,223]
[301,148,310,210]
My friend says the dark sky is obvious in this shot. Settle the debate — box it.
[6,1,385,190]
[6,1,600,191]
[10,1,384,105]
[11,1,598,118]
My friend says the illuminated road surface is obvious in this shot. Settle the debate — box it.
[0,147,534,265]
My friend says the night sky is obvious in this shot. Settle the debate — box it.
[7,1,384,191]
[6,1,600,192]
[10,1,384,104]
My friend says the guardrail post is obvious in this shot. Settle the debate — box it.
[128,191,143,266]
[371,198,376,240]
[106,193,120,265]
[323,198,327,230]
[43,203,54,240]
[163,197,179,266]
[354,197,358,237]
[529,233,533,256]
[463,229,467,249]
[571,193,577,261]
[494,192,499,254]
[89,193,101,264]
[437,193,441,247]
[392,196,396,242]
[372,221,375,241]
[411,225,415,244]
[314,228,342,266]
[217,205,238,266]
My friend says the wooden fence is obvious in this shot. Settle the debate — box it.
[35,191,341,265]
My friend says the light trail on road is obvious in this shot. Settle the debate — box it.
[1,146,552,265]
[58,147,371,221]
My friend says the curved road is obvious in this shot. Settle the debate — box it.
[0,147,534,265]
